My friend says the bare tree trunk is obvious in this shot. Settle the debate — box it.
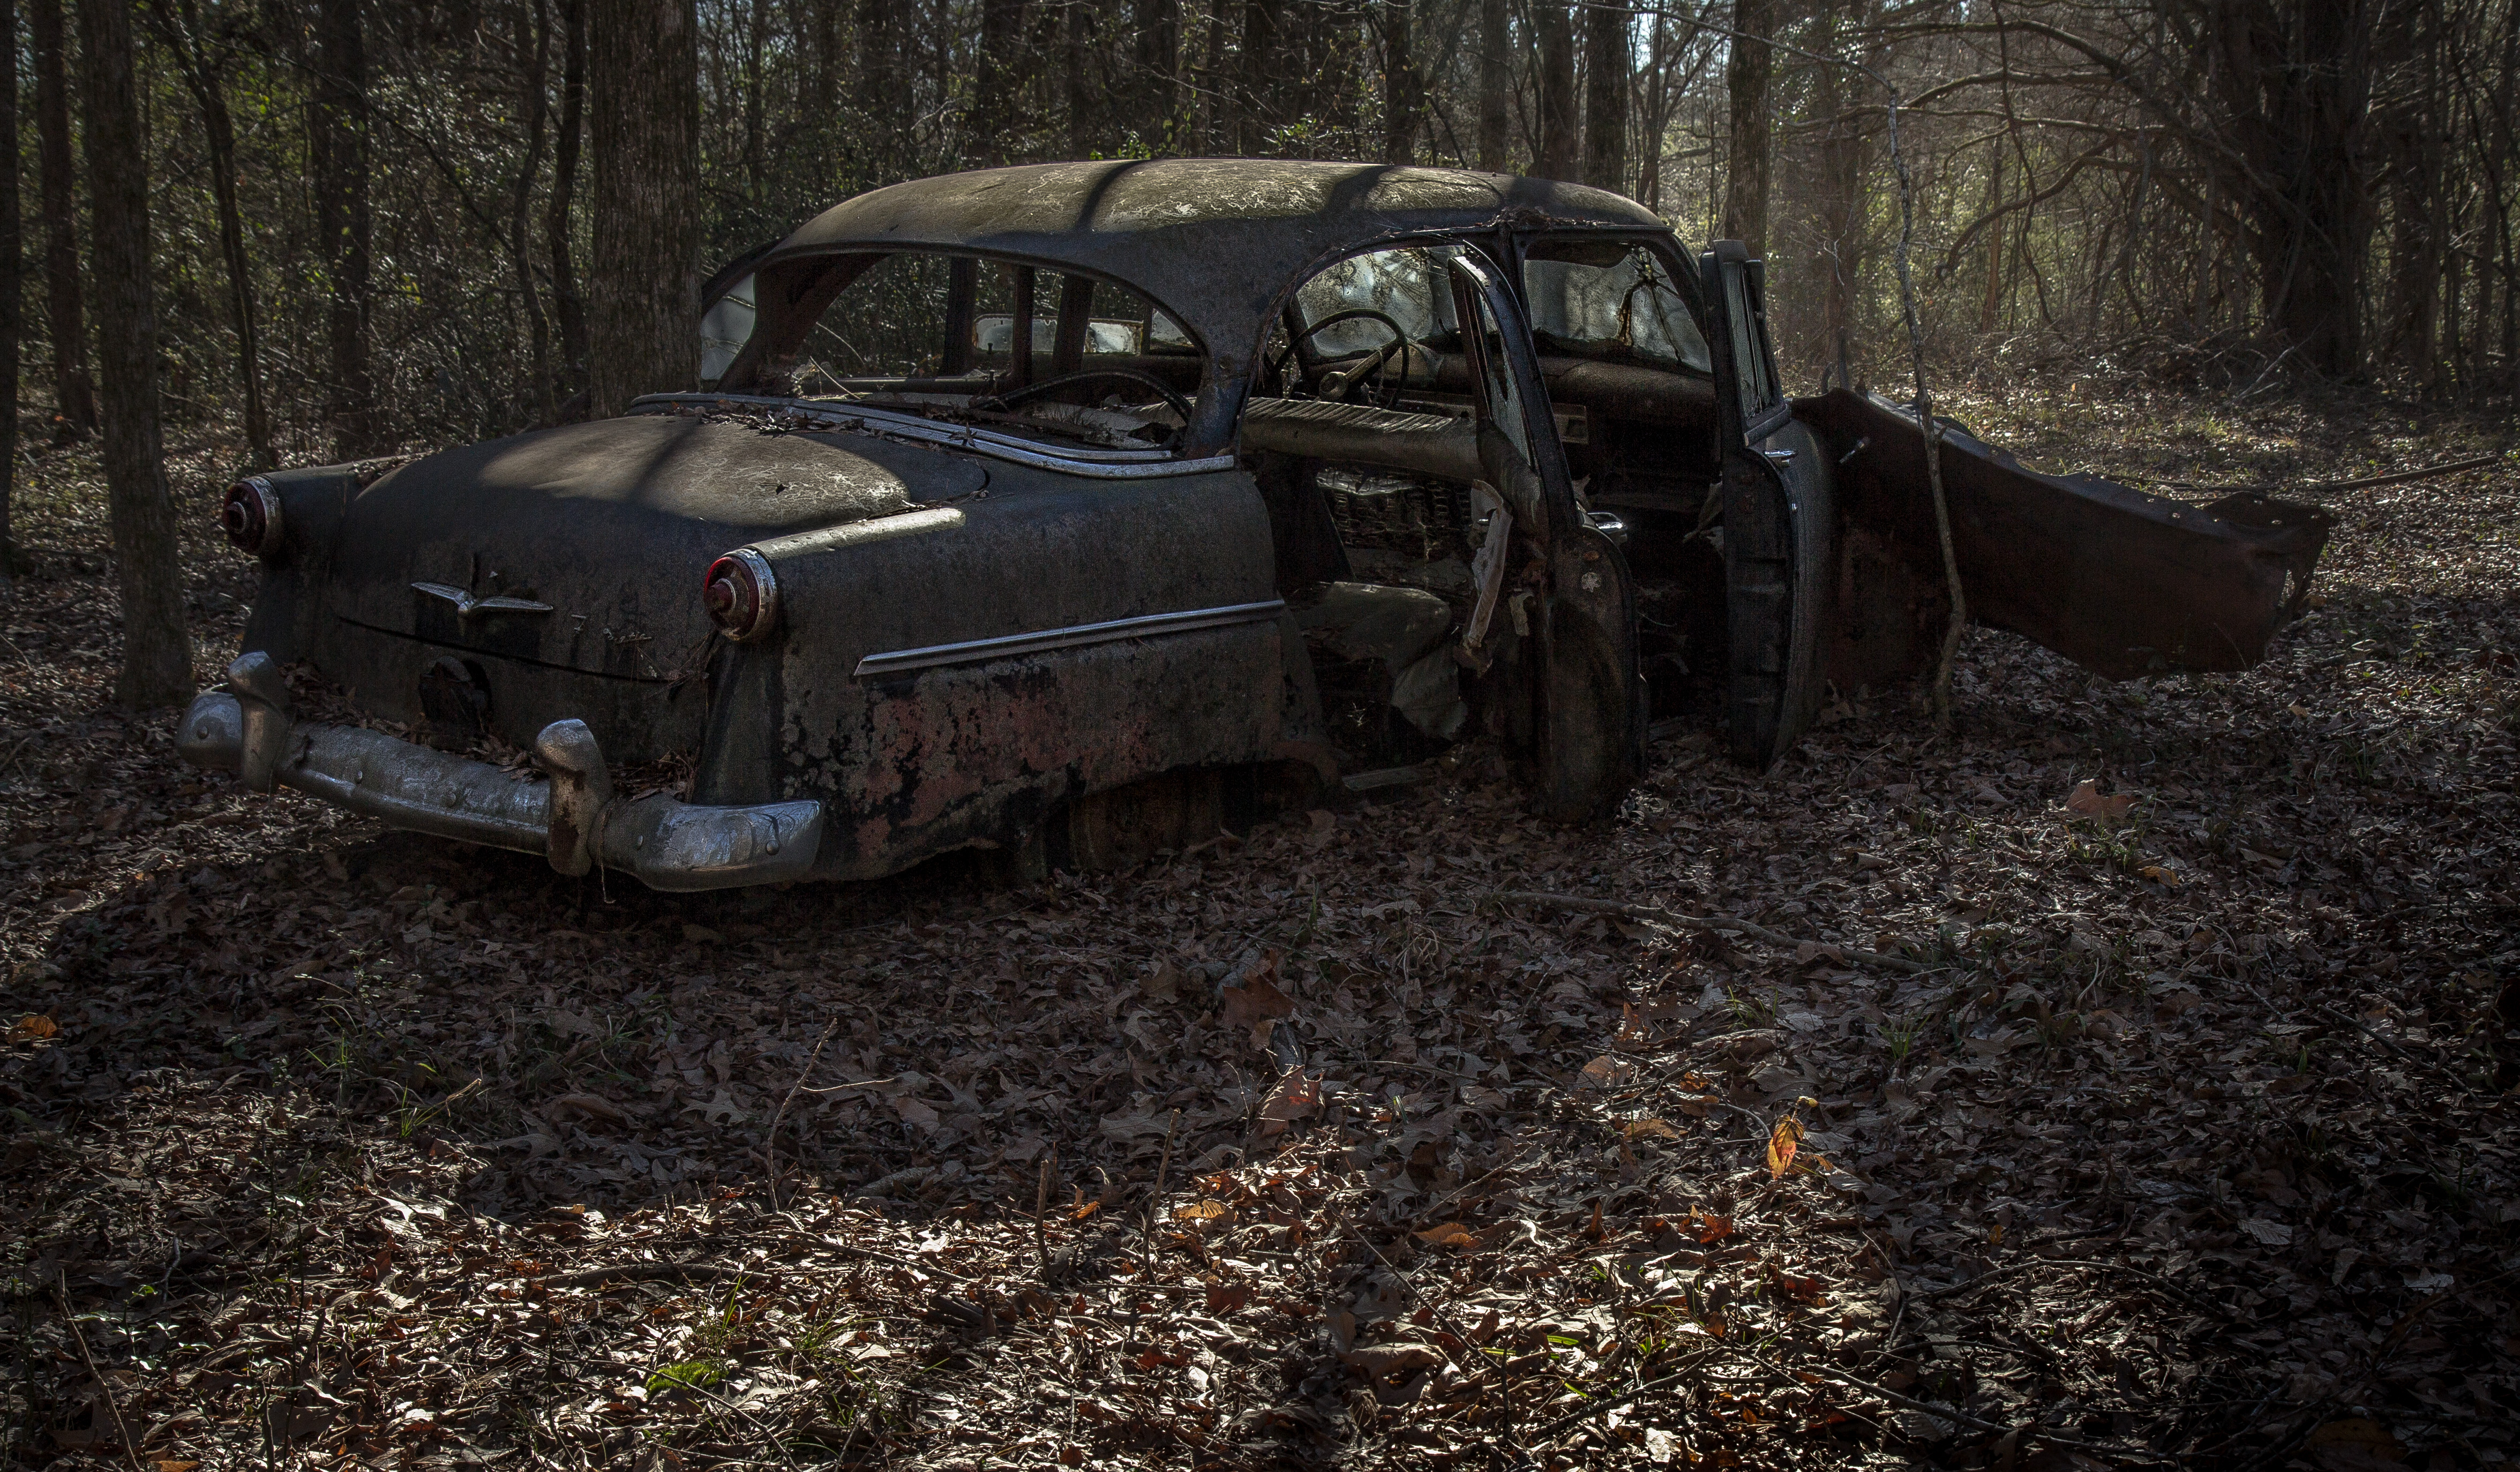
[1721,0,1771,254]
[1135,0,1179,139]
[1808,0,1863,386]
[0,0,17,578]
[1979,141,2005,331]
[2213,0,2373,377]
[854,0,895,114]
[1066,0,1091,160]
[153,0,272,466]
[28,0,92,439]
[1239,0,1285,153]
[514,0,554,424]
[587,0,701,417]
[549,0,588,404]
[1474,0,1507,171]
[1382,0,1419,164]
[311,0,374,457]
[79,0,192,708]
[741,0,768,201]
[1534,4,1576,179]
[1581,0,1628,191]
[973,0,1031,162]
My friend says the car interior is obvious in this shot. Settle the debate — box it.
[729,236,1734,775]
[1236,237,1729,770]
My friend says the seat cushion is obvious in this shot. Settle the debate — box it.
[1288,581,1455,673]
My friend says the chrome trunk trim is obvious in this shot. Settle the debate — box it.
[853,599,1287,680]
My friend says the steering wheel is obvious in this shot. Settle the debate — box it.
[970,367,1196,437]
[1269,308,1419,407]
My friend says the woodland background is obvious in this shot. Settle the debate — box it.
[0,0,2512,489]
[1,2,2517,1468]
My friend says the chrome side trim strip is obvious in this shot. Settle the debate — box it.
[631,393,1238,481]
[855,599,1286,680]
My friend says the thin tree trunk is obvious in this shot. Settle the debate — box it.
[1979,141,2006,331]
[79,0,192,708]
[1534,4,1576,180]
[1239,0,1285,153]
[1474,0,1507,171]
[973,0,1030,163]
[741,0,768,201]
[0,0,17,578]
[311,0,374,457]
[1382,0,1418,164]
[515,0,554,424]
[28,0,93,438]
[1580,0,1628,191]
[1135,0,1179,140]
[549,0,588,400]
[586,0,701,418]
[1721,0,1771,254]
[854,0,895,118]
[154,0,272,466]
[1066,0,1091,160]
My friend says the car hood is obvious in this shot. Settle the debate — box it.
[327,412,986,680]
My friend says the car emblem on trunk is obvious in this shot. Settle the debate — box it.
[412,582,555,619]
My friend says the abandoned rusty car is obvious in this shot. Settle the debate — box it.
[178,160,2333,891]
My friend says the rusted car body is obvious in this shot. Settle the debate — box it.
[178,160,2330,890]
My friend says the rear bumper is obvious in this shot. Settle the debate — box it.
[175,654,823,892]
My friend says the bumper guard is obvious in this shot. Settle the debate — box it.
[176,654,823,892]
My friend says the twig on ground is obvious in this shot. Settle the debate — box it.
[1523,1350,1732,1445]
[1742,1346,2171,1463]
[2136,452,2497,495]
[765,1018,840,1211]
[54,1275,145,1472]
[1491,890,1936,974]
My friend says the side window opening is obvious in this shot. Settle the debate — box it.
[1521,240,1713,375]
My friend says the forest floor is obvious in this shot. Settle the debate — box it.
[2,371,2516,1472]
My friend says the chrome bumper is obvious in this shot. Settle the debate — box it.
[175,654,823,892]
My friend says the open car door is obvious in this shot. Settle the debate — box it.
[1702,242,1838,767]
[1445,251,1642,820]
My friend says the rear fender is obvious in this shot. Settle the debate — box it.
[1803,389,2332,687]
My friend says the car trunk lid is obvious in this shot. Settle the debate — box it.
[326,413,986,681]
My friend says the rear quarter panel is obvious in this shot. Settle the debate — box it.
[694,461,1319,880]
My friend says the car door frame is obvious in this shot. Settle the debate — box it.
[1444,249,1644,819]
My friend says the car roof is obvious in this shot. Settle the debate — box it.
[761,159,1671,358]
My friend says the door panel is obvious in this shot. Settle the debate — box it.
[1445,252,1641,818]
[1802,390,2332,686]
[1702,242,1834,768]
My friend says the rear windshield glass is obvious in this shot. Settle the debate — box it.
[793,253,1196,393]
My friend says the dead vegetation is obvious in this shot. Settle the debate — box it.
[3,375,2517,1471]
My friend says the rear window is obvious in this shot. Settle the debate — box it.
[791,252,1195,394]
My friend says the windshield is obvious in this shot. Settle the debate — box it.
[1522,242,1711,373]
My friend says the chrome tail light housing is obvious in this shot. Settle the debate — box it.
[703,548,779,642]
[222,477,283,556]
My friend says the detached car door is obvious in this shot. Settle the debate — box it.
[1446,250,1643,820]
[1700,241,2333,762]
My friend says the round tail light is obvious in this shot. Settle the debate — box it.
[222,477,282,555]
[703,549,779,642]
